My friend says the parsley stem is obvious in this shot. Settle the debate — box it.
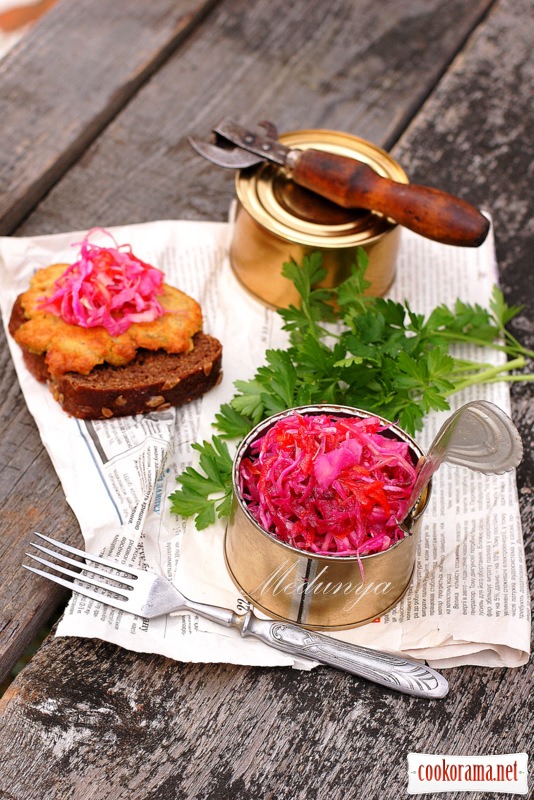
[502,328,534,357]
[450,358,495,374]
[439,330,534,358]
[450,357,532,393]
[471,374,534,383]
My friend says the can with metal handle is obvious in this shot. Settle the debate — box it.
[225,405,430,630]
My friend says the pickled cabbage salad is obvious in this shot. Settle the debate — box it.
[39,228,165,336]
[238,412,417,557]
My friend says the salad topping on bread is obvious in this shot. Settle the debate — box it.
[39,228,167,336]
[14,230,202,376]
[9,229,222,419]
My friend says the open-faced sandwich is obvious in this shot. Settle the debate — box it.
[8,228,223,419]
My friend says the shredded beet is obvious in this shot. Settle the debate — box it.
[38,228,165,336]
[239,413,417,557]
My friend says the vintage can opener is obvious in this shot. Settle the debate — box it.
[190,119,490,247]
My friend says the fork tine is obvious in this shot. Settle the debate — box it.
[33,532,90,560]
[23,565,130,607]
[30,542,136,589]
[32,532,141,579]
[26,553,130,599]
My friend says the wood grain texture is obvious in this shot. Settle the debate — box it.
[0,630,531,799]
[291,149,490,245]
[0,343,78,685]
[0,0,220,234]
[14,0,493,235]
[1,0,533,797]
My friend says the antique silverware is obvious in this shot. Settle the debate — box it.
[189,119,490,247]
[399,399,523,529]
[24,532,448,700]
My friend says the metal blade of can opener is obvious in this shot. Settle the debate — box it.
[188,119,293,169]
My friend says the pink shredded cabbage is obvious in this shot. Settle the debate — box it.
[38,228,165,336]
[239,412,417,557]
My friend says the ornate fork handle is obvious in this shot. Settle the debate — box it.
[239,614,448,699]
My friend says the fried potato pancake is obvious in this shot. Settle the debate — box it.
[14,264,203,376]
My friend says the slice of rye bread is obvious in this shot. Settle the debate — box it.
[9,296,223,420]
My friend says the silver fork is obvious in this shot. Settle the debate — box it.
[24,532,448,699]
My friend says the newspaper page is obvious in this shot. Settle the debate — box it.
[0,219,530,670]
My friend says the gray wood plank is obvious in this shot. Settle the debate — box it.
[0,0,220,234]
[14,0,493,235]
[0,627,531,799]
[1,0,533,797]
[0,346,78,685]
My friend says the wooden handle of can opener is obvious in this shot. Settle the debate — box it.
[291,149,490,247]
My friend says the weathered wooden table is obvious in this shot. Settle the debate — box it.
[0,1,532,797]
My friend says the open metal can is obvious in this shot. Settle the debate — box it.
[224,405,430,630]
[229,129,408,308]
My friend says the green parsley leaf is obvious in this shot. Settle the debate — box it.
[489,286,523,327]
[168,438,233,530]
[214,403,253,439]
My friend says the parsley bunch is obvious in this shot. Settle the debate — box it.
[169,251,533,529]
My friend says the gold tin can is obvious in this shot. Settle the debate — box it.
[224,405,430,631]
[229,129,408,308]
